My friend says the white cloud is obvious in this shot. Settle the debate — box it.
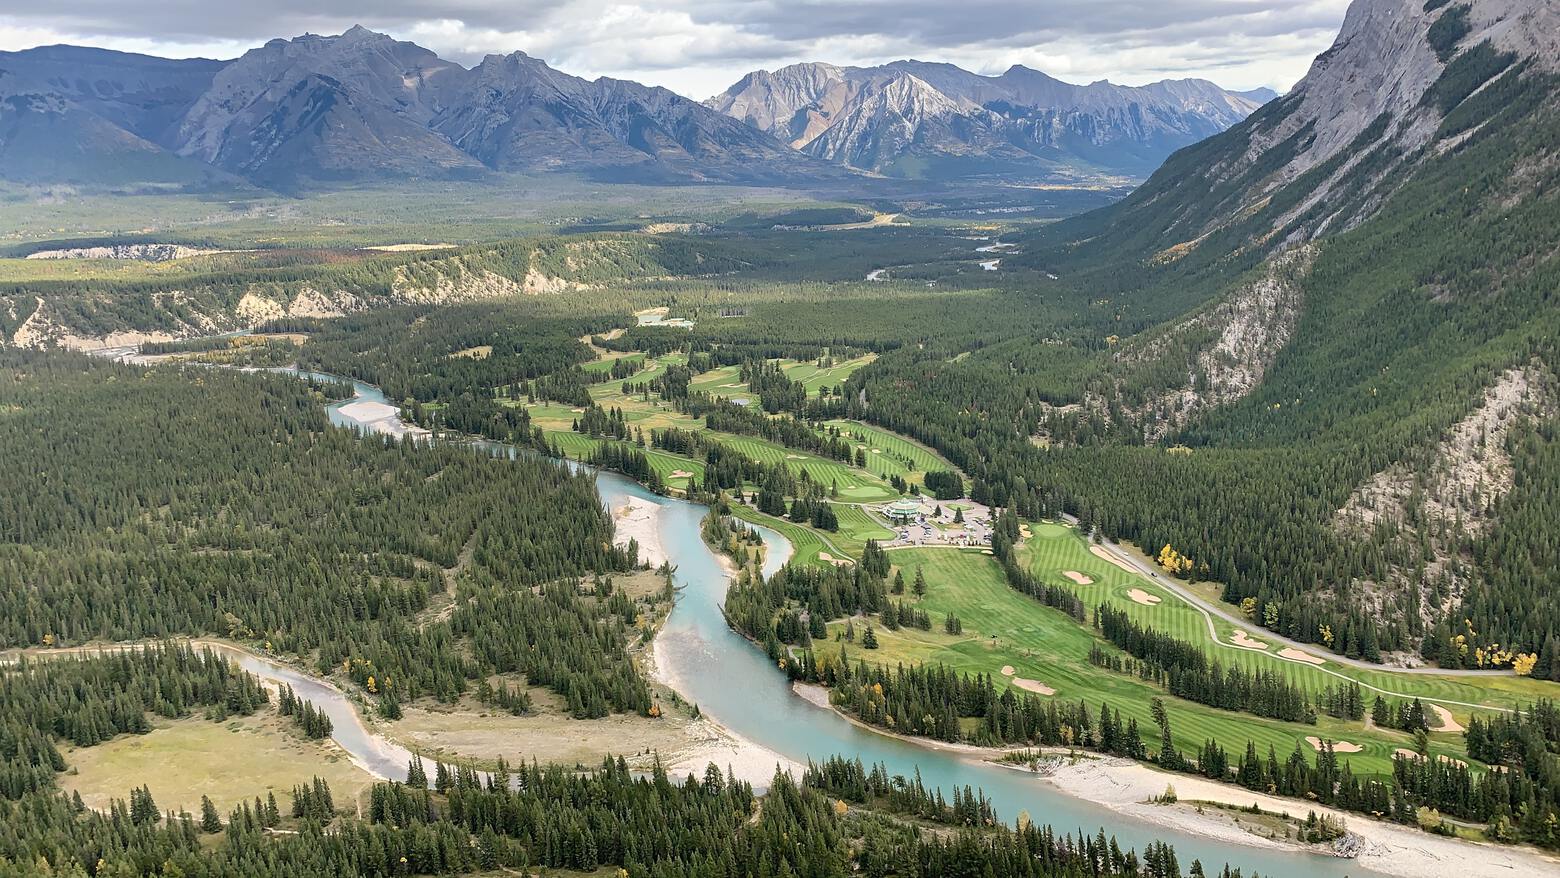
[0,18,252,59]
[0,0,1351,97]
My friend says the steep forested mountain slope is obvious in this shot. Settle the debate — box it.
[852,0,1560,668]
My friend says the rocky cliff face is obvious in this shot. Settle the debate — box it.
[171,28,483,186]
[0,49,233,187]
[1248,0,1558,184]
[0,45,224,141]
[800,73,1013,172]
[705,62,856,146]
[0,27,830,190]
[435,52,825,182]
[1060,0,1560,258]
[707,60,1268,180]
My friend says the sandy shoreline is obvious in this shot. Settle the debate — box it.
[614,496,669,569]
[789,678,1559,878]
[643,635,801,786]
[336,399,433,441]
[1039,755,1560,878]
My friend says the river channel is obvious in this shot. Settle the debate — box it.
[260,370,1380,878]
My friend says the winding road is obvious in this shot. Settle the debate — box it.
[1056,515,1519,717]
[1067,515,1506,678]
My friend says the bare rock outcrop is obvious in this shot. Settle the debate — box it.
[25,243,217,262]
[1102,246,1317,442]
[1334,361,1558,628]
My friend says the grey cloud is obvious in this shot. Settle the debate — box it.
[0,0,1348,92]
[700,0,1340,44]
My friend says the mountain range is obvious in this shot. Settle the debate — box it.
[706,61,1275,179]
[0,28,1268,191]
[1020,0,1560,654]
[0,27,827,190]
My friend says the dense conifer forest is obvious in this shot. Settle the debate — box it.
[722,542,1560,849]
[0,351,650,715]
[0,648,1255,878]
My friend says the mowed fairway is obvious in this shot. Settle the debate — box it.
[580,352,645,373]
[731,503,838,566]
[836,546,1480,778]
[1015,522,1556,719]
[783,354,876,396]
[830,503,895,554]
[825,419,956,486]
[710,432,898,502]
[687,364,747,397]
[547,431,704,491]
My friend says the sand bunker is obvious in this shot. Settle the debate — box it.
[1230,630,1269,650]
[871,449,881,454]
[669,470,693,480]
[1306,737,1363,753]
[817,552,854,567]
[1089,545,1136,572]
[1000,665,1016,676]
[1428,703,1464,733]
[1438,754,1468,768]
[1394,748,1423,761]
[785,454,807,460]
[1277,647,1325,665]
[1011,678,1056,696]
[1126,588,1161,606]
[1062,571,1094,585]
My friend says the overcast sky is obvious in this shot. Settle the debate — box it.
[0,0,1349,98]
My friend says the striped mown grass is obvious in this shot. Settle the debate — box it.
[580,352,645,373]
[782,354,876,396]
[708,431,898,502]
[824,546,1480,779]
[687,365,746,397]
[546,430,703,490]
[823,419,955,485]
[830,504,895,554]
[730,504,840,567]
[1014,521,1554,718]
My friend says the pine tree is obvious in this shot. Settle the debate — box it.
[129,785,158,826]
[1372,695,1390,727]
